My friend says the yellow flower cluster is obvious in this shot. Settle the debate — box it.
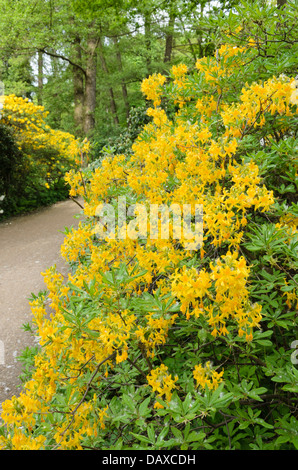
[141,73,167,107]
[147,364,178,408]
[221,77,297,139]
[196,44,245,86]
[53,399,108,450]
[276,212,298,236]
[2,429,46,451]
[283,289,298,310]
[60,222,94,262]
[135,311,178,359]
[170,63,191,108]
[193,362,224,391]
[290,77,298,105]
[171,252,262,340]
[1,94,88,175]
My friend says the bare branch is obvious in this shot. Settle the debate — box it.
[38,47,87,76]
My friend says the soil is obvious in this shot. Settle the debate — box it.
[0,198,83,410]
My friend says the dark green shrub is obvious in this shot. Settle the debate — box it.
[0,123,29,218]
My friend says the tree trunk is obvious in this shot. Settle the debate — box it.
[84,31,98,135]
[164,11,176,64]
[72,36,85,137]
[98,37,119,126]
[177,14,197,62]
[113,37,130,120]
[144,12,152,77]
[37,50,43,106]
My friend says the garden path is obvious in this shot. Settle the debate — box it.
[0,198,83,410]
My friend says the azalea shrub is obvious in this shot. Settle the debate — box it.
[0,3,297,450]
[0,123,27,216]
[0,94,89,218]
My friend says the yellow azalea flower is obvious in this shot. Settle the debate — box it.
[193,362,224,390]
[147,364,178,404]
[141,73,166,107]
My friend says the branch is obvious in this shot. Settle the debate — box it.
[70,196,84,210]
[38,48,87,76]
[52,351,116,449]
[126,356,148,378]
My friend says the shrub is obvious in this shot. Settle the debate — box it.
[0,95,89,218]
[90,105,151,165]
[0,123,29,216]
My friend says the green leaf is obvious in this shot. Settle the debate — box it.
[139,396,151,417]
[122,394,136,412]
[247,387,267,401]
[147,424,155,443]
[171,426,183,442]
[255,339,272,347]
[156,426,170,446]
[186,431,206,443]
[239,421,250,430]
[254,418,274,429]
[130,432,151,445]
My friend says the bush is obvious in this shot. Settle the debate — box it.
[90,105,151,165]
[0,2,297,450]
[0,95,89,219]
[0,123,29,216]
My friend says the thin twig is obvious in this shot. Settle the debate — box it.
[126,356,147,378]
[52,352,116,449]
[70,196,84,210]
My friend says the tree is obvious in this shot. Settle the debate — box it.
[0,0,99,136]
[0,0,245,142]
[277,0,287,7]
[98,36,120,127]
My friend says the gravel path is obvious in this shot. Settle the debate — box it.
[0,198,82,409]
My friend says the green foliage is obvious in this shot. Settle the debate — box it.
[0,0,229,144]
[0,126,71,220]
[91,105,151,161]
[0,123,30,216]
[0,94,79,219]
